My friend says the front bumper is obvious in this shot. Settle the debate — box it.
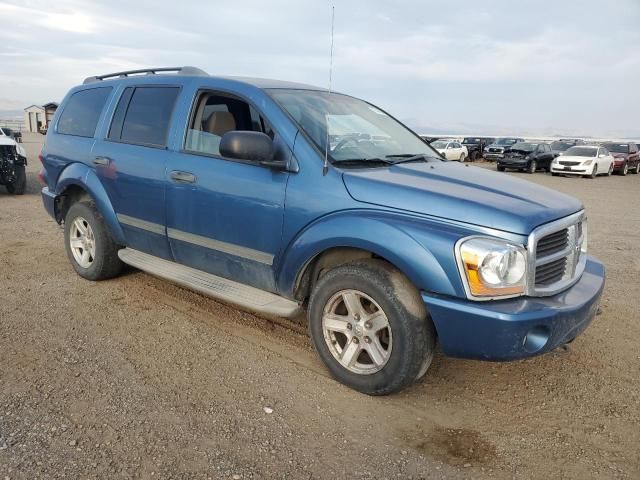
[550,164,588,175]
[484,152,504,160]
[498,159,528,168]
[422,256,605,361]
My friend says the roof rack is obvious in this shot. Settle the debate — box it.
[83,66,208,84]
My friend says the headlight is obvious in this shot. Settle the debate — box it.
[456,237,527,299]
[583,160,593,166]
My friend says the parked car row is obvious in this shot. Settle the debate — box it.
[495,141,640,178]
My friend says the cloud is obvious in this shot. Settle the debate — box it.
[0,0,639,137]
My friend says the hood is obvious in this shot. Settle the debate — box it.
[342,162,583,235]
[504,149,531,157]
[0,136,17,146]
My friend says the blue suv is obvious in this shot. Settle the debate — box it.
[40,67,605,395]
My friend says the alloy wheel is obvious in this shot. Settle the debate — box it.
[69,217,96,268]
[321,289,392,375]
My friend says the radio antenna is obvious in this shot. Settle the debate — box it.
[323,4,335,176]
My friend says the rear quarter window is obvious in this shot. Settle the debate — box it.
[108,86,180,147]
[57,87,113,137]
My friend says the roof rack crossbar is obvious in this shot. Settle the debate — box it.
[83,66,207,84]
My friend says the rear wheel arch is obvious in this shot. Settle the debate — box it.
[55,167,126,245]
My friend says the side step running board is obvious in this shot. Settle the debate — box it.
[118,248,302,318]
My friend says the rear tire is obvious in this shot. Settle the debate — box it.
[64,201,124,281]
[5,164,26,195]
[308,260,435,395]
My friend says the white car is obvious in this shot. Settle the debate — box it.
[430,140,468,161]
[550,145,614,178]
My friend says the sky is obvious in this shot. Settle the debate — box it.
[1,0,639,138]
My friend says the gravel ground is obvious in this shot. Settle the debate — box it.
[1,133,638,479]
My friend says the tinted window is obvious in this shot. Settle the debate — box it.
[57,87,112,137]
[603,143,629,153]
[511,142,537,152]
[110,86,179,147]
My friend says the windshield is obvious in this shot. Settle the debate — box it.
[510,142,537,152]
[564,147,597,157]
[550,141,573,152]
[269,90,442,163]
[462,138,481,144]
[496,138,518,145]
[603,143,629,153]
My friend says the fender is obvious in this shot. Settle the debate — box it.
[55,162,126,245]
[276,210,470,299]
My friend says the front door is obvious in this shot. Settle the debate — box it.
[165,89,290,292]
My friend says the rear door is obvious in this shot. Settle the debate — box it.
[92,84,180,259]
[164,88,290,292]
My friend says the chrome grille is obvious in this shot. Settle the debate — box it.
[535,257,567,285]
[527,211,586,296]
[536,228,568,258]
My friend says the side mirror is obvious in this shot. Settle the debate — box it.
[220,131,280,166]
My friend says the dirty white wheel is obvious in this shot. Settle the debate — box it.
[69,216,96,268]
[64,201,123,280]
[322,289,392,375]
[308,260,436,395]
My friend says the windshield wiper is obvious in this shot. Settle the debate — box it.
[332,157,395,167]
[386,154,441,164]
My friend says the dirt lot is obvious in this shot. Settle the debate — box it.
[1,133,638,479]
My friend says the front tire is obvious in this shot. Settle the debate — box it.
[497,165,505,172]
[308,260,435,395]
[5,164,26,195]
[64,201,123,281]
[634,162,640,174]
[527,160,537,174]
[619,162,628,176]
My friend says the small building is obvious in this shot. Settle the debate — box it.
[24,102,58,133]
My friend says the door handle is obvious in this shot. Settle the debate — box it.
[93,156,111,166]
[170,170,196,184]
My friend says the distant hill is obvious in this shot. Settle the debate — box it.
[0,109,23,120]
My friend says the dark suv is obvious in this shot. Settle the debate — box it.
[601,142,640,175]
[497,142,557,173]
[461,137,495,161]
[484,138,525,160]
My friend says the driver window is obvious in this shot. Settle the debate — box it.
[185,91,272,157]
